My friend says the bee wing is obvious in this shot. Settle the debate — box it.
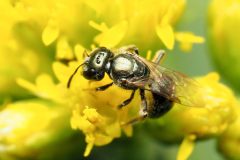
[126,55,204,107]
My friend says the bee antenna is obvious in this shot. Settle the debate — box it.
[67,63,85,88]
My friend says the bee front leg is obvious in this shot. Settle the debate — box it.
[95,82,114,91]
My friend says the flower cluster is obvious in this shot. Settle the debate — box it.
[0,0,240,160]
[1,0,192,157]
[145,73,239,159]
[208,1,240,159]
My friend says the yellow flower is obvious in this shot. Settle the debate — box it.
[71,106,121,157]
[0,99,72,157]
[19,38,238,159]
[87,0,186,50]
[175,32,205,52]
[145,72,238,160]
[0,0,197,102]
[17,74,65,103]
[0,0,214,158]
[217,105,240,160]
[52,50,138,155]
[89,20,128,48]
[208,0,240,91]
[0,0,187,50]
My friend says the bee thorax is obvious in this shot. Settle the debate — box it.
[113,56,134,72]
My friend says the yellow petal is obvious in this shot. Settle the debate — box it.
[89,20,108,32]
[42,19,59,46]
[175,32,205,43]
[146,50,152,60]
[16,78,37,93]
[94,133,113,146]
[93,21,128,48]
[84,134,95,157]
[177,134,196,160]
[17,74,63,102]
[52,62,70,83]
[105,122,121,138]
[122,125,133,137]
[56,37,74,59]
[71,110,96,132]
[175,32,205,52]
[84,143,94,157]
[83,107,102,124]
[74,44,86,62]
[156,24,175,50]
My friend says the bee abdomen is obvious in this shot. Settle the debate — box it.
[147,93,173,118]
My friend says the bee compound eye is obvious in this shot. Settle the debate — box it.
[96,72,105,80]
[82,68,96,80]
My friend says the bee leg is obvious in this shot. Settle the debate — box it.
[121,89,148,126]
[152,50,166,64]
[95,82,114,91]
[118,90,136,109]
[140,89,147,113]
[121,113,147,126]
[120,45,139,55]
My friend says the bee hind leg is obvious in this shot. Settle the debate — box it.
[121,89,148,126]
[152,50,166,64]
[121,112,147,126]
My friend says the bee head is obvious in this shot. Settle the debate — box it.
[82,47,113,81]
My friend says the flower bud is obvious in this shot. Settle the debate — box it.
[207,0,240,92]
